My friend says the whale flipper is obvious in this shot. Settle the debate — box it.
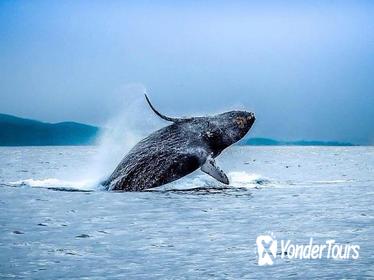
[201,155,229,185]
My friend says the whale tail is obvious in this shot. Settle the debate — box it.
[145,94,181,122]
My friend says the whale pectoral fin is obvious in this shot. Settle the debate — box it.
[201,155,229,185]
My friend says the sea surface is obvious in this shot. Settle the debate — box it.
[0,146,373,279]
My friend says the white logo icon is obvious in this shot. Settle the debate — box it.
[256,235,277,266]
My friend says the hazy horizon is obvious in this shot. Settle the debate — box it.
[0,1,373,144]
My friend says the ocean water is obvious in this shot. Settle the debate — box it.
[0,146,373,279]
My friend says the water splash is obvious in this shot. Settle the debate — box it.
[80,84,164,187]
[228,171,271,188]
[157,171,271,192]
[7,84,167,192]
[9,170,271,193]
[9,178,95,191]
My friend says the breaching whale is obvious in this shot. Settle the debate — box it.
[102,95,255,191]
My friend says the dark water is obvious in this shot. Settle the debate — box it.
[0,146,373,279]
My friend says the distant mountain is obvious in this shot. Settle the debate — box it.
[240,137,355,146]
[0,114,356,146]
[0,114,100,146]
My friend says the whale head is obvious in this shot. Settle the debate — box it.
[202,111,255,155]
[218,110,255,142]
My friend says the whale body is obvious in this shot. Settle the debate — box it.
[103,95,255,191]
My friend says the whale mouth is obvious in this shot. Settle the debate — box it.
[246,112,256,125]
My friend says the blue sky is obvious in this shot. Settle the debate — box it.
[0,0,373,144]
